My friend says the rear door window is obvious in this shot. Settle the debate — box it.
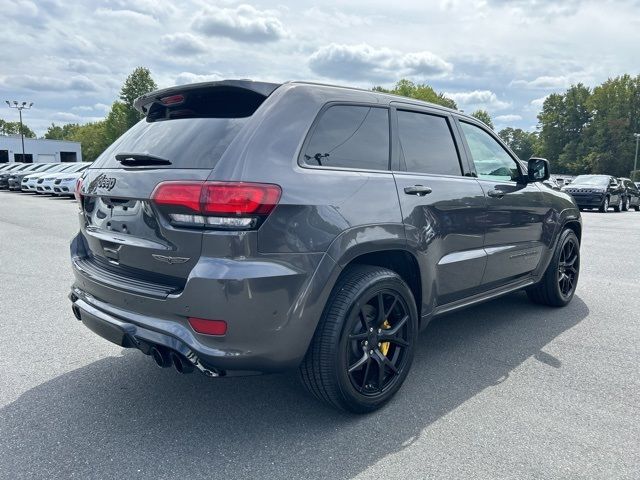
[301,105,390,171]
[396,110,461,176]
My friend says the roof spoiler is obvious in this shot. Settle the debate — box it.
[134,80,281,115]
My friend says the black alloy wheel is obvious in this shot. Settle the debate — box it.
[346,290,411,396]
[557,235,579,300]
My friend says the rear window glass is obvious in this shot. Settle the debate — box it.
[397,110,461,176]
[301,105,390,171]
[92,117,248,170]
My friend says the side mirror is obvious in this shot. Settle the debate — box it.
[527,157,550,182]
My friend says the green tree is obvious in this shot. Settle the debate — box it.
[119,67,157,128]
[43,122,80,140]
[498,127,538,160]
[583,74,640,177]
[104,101,130,144]
[471,109,494,130]
[0,118,36,137]
[373,79,457,109]
[68,121,110,162]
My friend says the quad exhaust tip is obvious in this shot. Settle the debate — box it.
[170,352,195,374]
[150,346,172,369]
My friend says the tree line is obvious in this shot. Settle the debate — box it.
[3,71,639,178]
[376,76,640,178]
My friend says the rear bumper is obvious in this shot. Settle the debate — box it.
[69,232,338,374]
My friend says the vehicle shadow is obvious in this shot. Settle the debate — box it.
[0,292,588,480]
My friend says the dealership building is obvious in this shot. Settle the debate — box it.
[0,135,82,163]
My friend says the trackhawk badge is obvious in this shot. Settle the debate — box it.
[152,254,190,265]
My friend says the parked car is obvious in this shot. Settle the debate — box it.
[69,80,582,413]
[562,174,625,212]
[0,163,45,189]
[7,163,58,190]
[39,166,86,194]
[0,163,19,172]
[618,177,640,211]
[542,178,561,191]
[49,163,91,197]
[22,163,83,193]
[33,163,85,194]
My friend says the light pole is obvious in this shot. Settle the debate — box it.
[634,133,640,181]
[5,100,33,163]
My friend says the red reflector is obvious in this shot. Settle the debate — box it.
[202,182,281,215]
[188,317,227,336]
[160,94,185,105]
[151,181,203,212]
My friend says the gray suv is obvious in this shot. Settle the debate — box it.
[70,80,582,412]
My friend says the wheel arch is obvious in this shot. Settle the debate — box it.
[342,249,423,322]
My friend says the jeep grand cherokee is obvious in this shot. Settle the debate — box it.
[70,80,581,412]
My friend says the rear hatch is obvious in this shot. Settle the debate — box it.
[77,81,280,296]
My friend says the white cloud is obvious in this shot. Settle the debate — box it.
[1,74,99,92]
[68,59,111,74]
[495,114,522,123]
[161,33,208,56]
[510,76,573,89]
[95,8,158,26]
[309,43,452,82]
[530,95,550,108]
[444,90,510,110]
[174,72,223,85]
[192,4,287,42]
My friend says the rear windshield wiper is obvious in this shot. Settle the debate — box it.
[115,153,172,166]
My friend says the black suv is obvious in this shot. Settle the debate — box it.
[618,177,640,211]
[70,80,582,412]
[562,174,625,212]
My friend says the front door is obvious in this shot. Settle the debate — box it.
[457,119,546,287]
[391,107,487,312]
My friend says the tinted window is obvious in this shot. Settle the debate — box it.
[302,105,389,170]
[397,111,461,176]
[93,117,248,170]
[460,122,520,182]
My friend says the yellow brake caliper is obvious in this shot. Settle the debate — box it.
[380,319,391,356]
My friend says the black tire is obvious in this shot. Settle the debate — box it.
[299,265,418,413]
[599,196,609,212]
[634,204,640,211]
[613,197,623,212]
[527,229,580,307]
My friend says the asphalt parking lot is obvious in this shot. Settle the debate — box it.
[0,191,638,480]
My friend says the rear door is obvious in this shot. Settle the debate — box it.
[77,83,278,288]
[391,105,487,308]
[456,119,546,287]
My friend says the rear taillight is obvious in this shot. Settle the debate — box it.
[151,181,281,230]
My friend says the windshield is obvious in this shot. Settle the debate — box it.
[572,175,609,186]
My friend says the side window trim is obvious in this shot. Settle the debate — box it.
[389,104,474,178]
[297,101,392,173]
[454,116,524,183]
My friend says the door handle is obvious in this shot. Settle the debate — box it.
[487,189,505,198]
[404,185,432,196]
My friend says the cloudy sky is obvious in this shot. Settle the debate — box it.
[1,0,638,135]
